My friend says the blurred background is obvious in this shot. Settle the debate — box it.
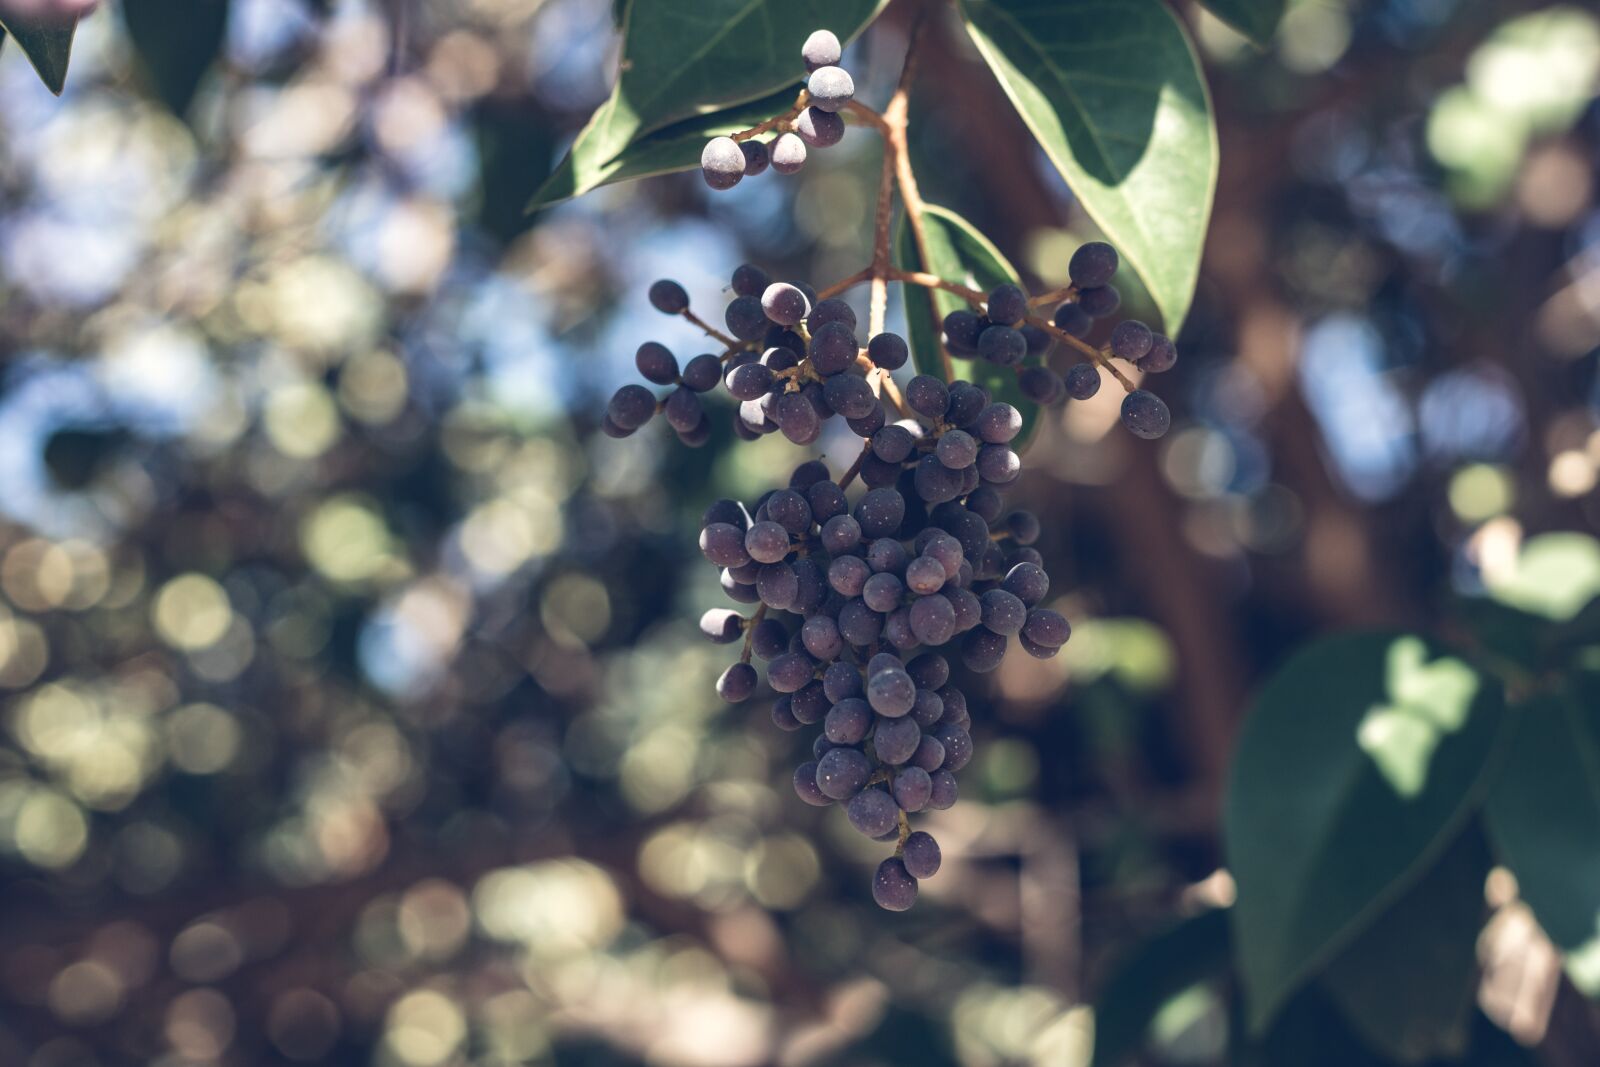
[0,0,1598,1064]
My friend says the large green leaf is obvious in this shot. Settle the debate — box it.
[1483,687,1600,995]
[1090,907,1231,1067]
[0,13,78,95]
[1197,0,1286,46]
[537,0,886,207]
[1319,825,1490,1063]
[1224,631,1509,1034]
[956,0,1216,334]
[530,88,796,209]
[893,203,1043,449]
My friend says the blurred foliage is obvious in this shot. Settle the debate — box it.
[0,1,1596,1066]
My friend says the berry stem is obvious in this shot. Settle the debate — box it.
[1024,313,1136,391]
[868,125,897,339]
[886,267,1137,392]
[875,366,913,419]
[887,267,984,304]
[882,14,951,383]
[837,441,871,490]
[739,603,768,664]
[841,99,889,133]
[1028,284,1077,307]
[731,89,811,143]
[818,266,873,300]
[682,308,738,348]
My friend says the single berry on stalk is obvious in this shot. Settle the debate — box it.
[701,137,745,190]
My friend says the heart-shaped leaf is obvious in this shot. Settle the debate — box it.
[1197,0,1286,46]
[956,0,1217,334]
[1483,686,1600,995]
[894,202,1045,450]
[530,88,796,209]
[537,0,887,208]
[0,14,78,95]
[1224,631,1508,1034]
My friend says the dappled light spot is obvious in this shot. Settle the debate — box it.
[1483,531,1600,620]
[383,990,465,1067]
[1356,636,1479,797]
[169,921,243,984]
[301,495,406,586]
[165,988,236,1061]
[47,961,122,1026]
[14,788,88,869]
[473,860,624,958]
[267,988,342,1062]
[152,573,232,650]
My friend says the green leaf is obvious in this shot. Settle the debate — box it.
[1090,907,1231,1067]
[1319,824,1490,1063]
[1484,532,1600,622]
[0,14,78,95]
[1224,631,1509,1034]
[530,88,796,209]
[123,0,230,118]
[1197,0,1286,46]
[539,0,887,207]
[1483,688,1600,995]
[1246,992,1532,1067]
[893,202,1044,449]
[956,0,1217,334]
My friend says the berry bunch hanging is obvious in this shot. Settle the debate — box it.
[700,29,855,189]
[603,27,1180,909]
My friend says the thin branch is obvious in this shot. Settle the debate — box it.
[819,266,873,300]
[731,89,810,143]
[837,441,871,490]
[883,12,949,381]
[868,129,897,339]
[739,604,768,663]
[1029,284,1077,307]
[888,267,1136,392]
[682,308,737,347]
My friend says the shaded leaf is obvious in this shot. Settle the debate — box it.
[1090,907,1231,1067]
[1198,0,1286,46]
[530,88,796,209]
[0,13,77,94]
[956,0,1216,334]
[1224,631,1509,1033]
[1482,687,1600,995]
[893,202,1043,449]
[1320,824,1490,1063]
[542,0,886,207]
[123,0,230,118]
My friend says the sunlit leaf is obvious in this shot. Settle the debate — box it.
[894,202,1044,449]
[1224,631,1508,1034]
[538,0,887,207]
[1483,687,1600,995]
[530,88,796,209]
[956,0,1216,333]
